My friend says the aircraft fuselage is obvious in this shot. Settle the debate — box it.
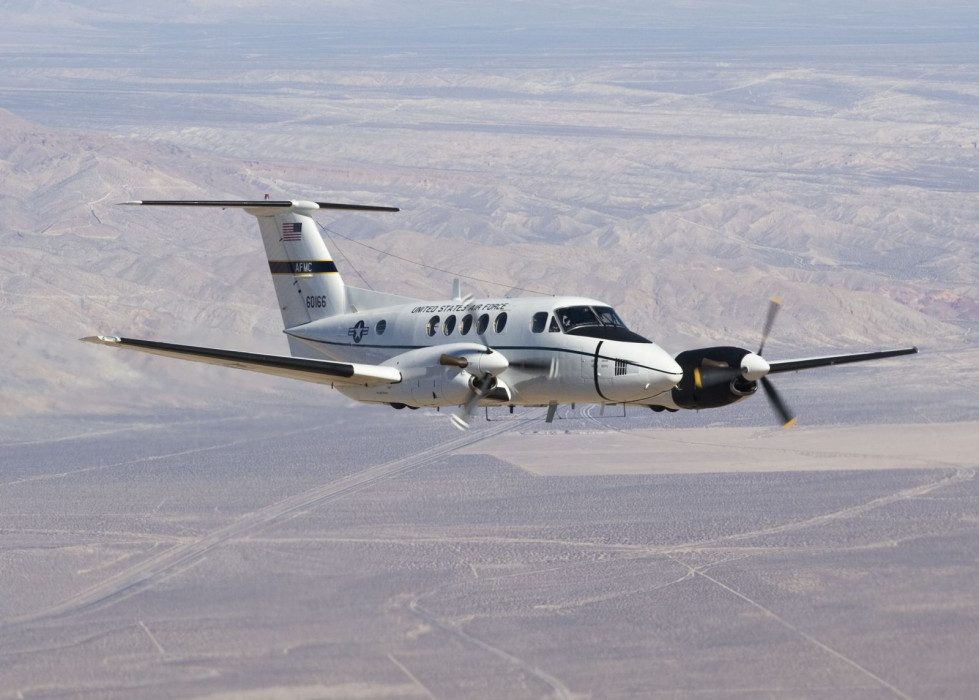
[286,295,684,408]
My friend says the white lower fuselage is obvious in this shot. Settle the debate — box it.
[286,295,684,409]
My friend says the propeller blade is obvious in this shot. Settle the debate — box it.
[450,373,495,430]
[758,297,781,356]
[439,354,469,369]
[760,376,796,428]
[450,411,472,430]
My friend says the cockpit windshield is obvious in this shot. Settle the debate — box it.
[594,306,626,328]
[556,305,626,332]
[554,305,650,343]
[557,306,598,332]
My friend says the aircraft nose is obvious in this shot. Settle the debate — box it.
[662,352,684,386]
[648,346,684,391]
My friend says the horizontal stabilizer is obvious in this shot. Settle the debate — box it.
[119,200,399,212]
[768,347,918,374]
[80,336,402,386]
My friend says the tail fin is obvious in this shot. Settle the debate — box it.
[256,206,348,328]
[121,199,398,329]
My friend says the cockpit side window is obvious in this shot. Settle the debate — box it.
[531,311,548,333]
[548,315,560,332]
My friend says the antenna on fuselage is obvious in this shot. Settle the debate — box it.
[452,278,475,305]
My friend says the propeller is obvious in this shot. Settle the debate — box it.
[450,372,497,430]
[440,345,509,430]
[750,298,796,429]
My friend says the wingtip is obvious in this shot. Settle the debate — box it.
[80,335,121,344]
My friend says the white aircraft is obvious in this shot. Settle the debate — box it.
[83,199,917,428]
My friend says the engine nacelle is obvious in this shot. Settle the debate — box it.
[340,343,513,408]
[671,346,757,410]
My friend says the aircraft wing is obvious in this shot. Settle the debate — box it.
[767,346,918,374]
[80,336,402,387]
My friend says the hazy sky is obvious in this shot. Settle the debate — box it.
[6,1,979,55]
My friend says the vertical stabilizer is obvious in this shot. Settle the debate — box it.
[253,207,347,328]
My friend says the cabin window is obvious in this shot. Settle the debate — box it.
[376,319,387,335]
[443,315,456,335]
[476,313,490,335]
[549,315,560,332]
[460,314,474,335]
[531,312,548,333]
[494,312,508,333]
[427,315,440,337]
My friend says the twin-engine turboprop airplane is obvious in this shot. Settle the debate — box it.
[83,199,917,428]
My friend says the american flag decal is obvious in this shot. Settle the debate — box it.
[282,222,303,241]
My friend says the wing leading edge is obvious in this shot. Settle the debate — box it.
[80,336,401,387]
[767,346,918,374]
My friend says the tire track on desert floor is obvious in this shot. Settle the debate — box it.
[398,446,970,700]
[0,424,318,488]
[668,558,917,700]
[1,417,525,630]
[394,466,969,700]
[409,595,574,700]
[0,412,258,449]
[237,465,975,559]
[666,465,976,552]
